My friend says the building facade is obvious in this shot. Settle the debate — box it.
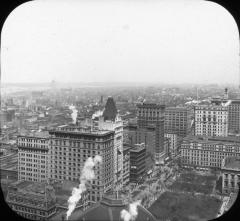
[164,106,193,138]
[126,123,156,157]
[48,126,114,203]
[129,144,146,184]
[136,102,165,163]
[180,136,240,170]
[194,105,228,137]
[221,156,240,194]
[164,133,180,158]
[228,100,240,134]
[17,132,50,182]
[98,115,124,190]
[122,144,133,187]
[6,180,57,220]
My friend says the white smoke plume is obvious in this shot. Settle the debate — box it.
[92,110,103,119]
[66,155,102,220]
[69,105,78,124]
[120,200,141,221]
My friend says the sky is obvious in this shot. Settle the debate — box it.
[1,0,239,85]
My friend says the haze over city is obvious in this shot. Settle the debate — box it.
[1,0,239,85]
[1,1,240,221]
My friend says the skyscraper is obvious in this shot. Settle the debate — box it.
[228,100,240,134]
[98,97,124,190]
[136,102,165,163]
[48,126,114,203]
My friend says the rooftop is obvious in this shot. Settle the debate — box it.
[136,102,165,109]
[183,135,240,145]
[223,157,240,171]
[9,180,55,197]
[68,194,157,221]
[49,126,114,136]
[166,106,192,111]
[18,131,50,139]
[194,104,228,109]
[130,144,146,152]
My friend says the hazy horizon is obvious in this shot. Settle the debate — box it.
[1,0,239,85]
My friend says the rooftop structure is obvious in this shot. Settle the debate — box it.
[183,135,240,145]
[102,97,118,121]
[222,157,240,171]
[68,194,157,221]
[18,131,50,138]
[6,180,57,220]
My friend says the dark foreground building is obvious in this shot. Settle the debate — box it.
[68,194,157,221]
[6,180,57,220]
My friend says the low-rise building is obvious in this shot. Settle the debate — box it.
[221,156,240,194]
[6,180,57,220]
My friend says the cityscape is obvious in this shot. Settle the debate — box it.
[1,82,240,221]
[1,1,239,220]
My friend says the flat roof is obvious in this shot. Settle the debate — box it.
[136,102,165,108]
[18,131,50,139]
[49,126,114,136]
[130,145,146,152]
[183,135,240,145]
[223,157,240,170]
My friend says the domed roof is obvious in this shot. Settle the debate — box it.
[69,194,157,221]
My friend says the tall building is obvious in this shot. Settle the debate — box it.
[136,102,165,163]
[97,97,124,190]
[221,156,240,194]
[210,89,240,135]
[227,100,240,134]
[129,144,146,184]
[48,126,114,203]
[17,132,50,182]
[122,144,133,187]
[180,136,240,170]
[6,180,57,220]
[194,104,228,137]
[164,106,193,137]
[126,123,156,157]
